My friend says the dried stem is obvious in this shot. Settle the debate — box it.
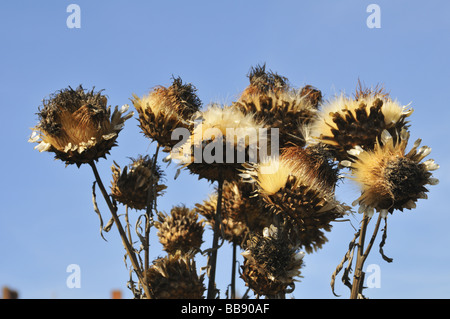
[350,213,383,299]
[331,229,360,297]
[125,205,133,246]
[144,144,161,280]
[363,213,383,261]
[89,161,152,299]
[350,213,370,299]
[231,241,237,299]
[207,176,224,299]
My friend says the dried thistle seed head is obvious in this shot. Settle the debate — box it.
[311,85,413,161]
[110,155,166,210]
[194,181,272,247]
[132,77,202,148]
[240,155,348,252]
[169,104,267,182]
[29,85,133,166]
[154,205,204,255]
[234,89,318,148]
[240,225,305,297]
[239,64,290,100]
[344,129,439,217]
[146,251,205,299]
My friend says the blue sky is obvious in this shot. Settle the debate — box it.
[1,0,449,299]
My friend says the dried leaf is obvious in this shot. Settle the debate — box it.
[103,217,114,232]
[92,181,107,242]
[379,218,393,263]
[331,230,360,297]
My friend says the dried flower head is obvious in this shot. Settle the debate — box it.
[146,251,205,299]
[311,85,413,161]
[341,129,439,217]
[194,181,272,247]
[110,155,166,210]
[29,85,133,166]
[240,225,305,297]
[154,205,204,255]
[240,154,348,252]
[235,64,320,148]
[132,77,202,148]
[169,104,267,182]
[234,89,318,148]
[239,64,290,100]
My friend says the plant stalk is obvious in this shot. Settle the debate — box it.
[350,213,370,299]
[144,144,161,278]
[207,176,224,299]
[350,213,383,299]
[89,161,152,299]
[231,241,237,299]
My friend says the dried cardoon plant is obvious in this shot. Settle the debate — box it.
[343,128,439,216]
[29,85,153,298]
[311,82,413,162]
[29,85,133,166]
[154,205,205,255]
[240,153,348,253]
[169,104,267,182]
[331,128,439,298]
[132,76,202,150]
[168,103,268,298]
[110,155,167,210]
[240,225,305,298]
[146,251,205,299]
[234,64,320,148]
[29,70,440,301]
[327,84,439,299]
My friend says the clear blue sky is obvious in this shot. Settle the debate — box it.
[1,0,449,299]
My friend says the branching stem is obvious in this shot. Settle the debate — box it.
[89,161,152,299]
[350,213,383,299]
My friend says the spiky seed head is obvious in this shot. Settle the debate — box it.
[132,77,202,148]
[239,63,290,101]
[311,85,413,161]
[169,104,267,182]
[240,225,305,297]
[110,155,166,210]
[146,251,205,299]
[29,85,133,166]
[234,89,318,148]
[240,154,348,252]
[154,205,204,255]
[344,129,439,216]
[235,64,321,148]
